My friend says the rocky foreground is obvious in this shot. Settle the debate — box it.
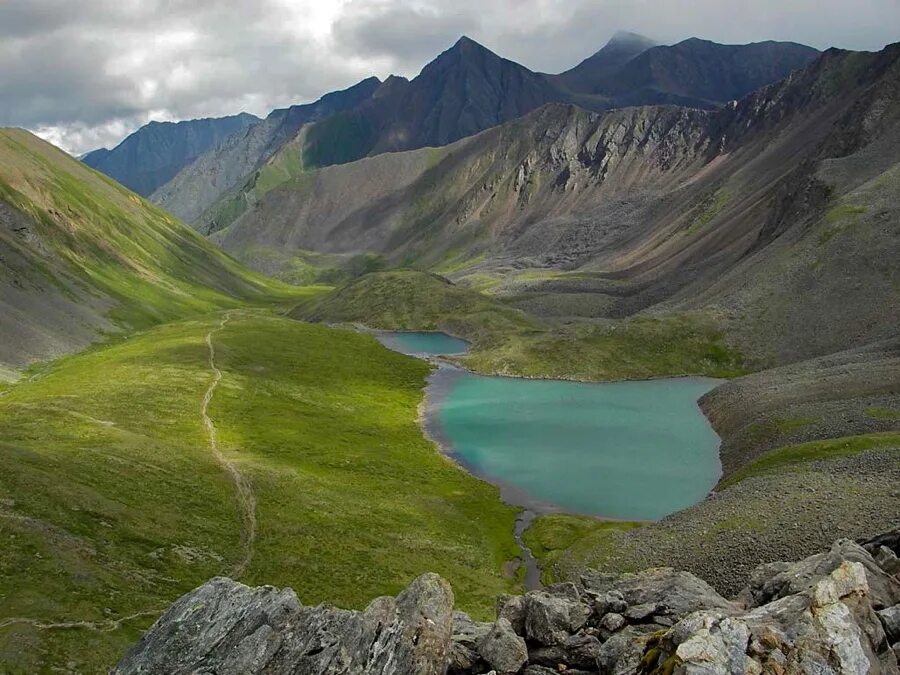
[114,533,900,674]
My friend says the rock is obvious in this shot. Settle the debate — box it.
[581,567,735,620]
[874,546,900,576]
[478,618,527,673]
[497,594,527,636]
[600,612,626,632]
[524,590,591,646]
[738,539,900,610]
[596,626,657,674]
[528,633,602,671]
[113,573,454,675]
[624,602,658,622]
[644,561,897,675]
[879,605,900,643]
[591,589,627,617]
[450,611,492,673]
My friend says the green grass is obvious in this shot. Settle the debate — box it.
[0,312,519,673]
[865,407,900,421]
[464,314,747,381]
[685,189,730,236]
[0,129,311,335]
[818,203,867,244]
[299,272,746,382]
[523,515,641,584]
[293,270,537,346]
[720,432,900,488]
[524,515,642,584]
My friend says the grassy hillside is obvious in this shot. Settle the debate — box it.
[0,311,519,673]
[0,128,306,368]
[296,271,746,381]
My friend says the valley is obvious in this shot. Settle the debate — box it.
[1,23,898,675]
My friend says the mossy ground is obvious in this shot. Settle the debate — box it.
[523,515,642,584]
[0,312,519,673]
[299,271,747,382]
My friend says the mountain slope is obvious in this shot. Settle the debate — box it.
[554,31,658,93]
[156,36,817,231]
[81,113,259,195]
[150,77,381,225]
[560,38,819,104]
[217,43,900,367]
[0,128,297,368]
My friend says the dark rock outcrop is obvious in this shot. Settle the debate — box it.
[116,535,900,674]
[113,573,454,675]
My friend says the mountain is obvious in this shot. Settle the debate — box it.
[573,37,821,105]
[554,30,658,93]
[150,77,381,225]
[215,42,900,367]
[0,128,292,368]
[177,35,818,234]
[81,113,259,195]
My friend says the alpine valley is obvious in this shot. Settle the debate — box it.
[1,27,898,675]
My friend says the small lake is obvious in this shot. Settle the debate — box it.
[426,370,721,521]
[378,331,722,521]
[376,331,469,356]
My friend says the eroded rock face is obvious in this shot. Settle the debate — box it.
[115,533,900,675]
[738,539,900,610]
[113,573,454,675]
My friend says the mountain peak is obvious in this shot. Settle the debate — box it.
[606,31,657,49]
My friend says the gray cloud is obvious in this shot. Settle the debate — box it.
[2,0,898,154]
[333,2,479,62]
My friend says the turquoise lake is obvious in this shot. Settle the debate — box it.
[427,371,721,521]
[377,331,469,356]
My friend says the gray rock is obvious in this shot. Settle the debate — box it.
[624,602,658,621]
[496,594,527,636]
[581,567,735,620]
[450,611,492,673]
[113,573,454,675]
[874,546,900,577]
[524,590,591,646]
[478,618,528,673]
[879,605,900,643]
[599,612,626,632]
[591,589,627,617]
[596,626,657,674]
[738,539,900,610]
[528,633,602,671]
[650,561,897,675]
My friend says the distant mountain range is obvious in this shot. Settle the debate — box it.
[212,42,900,366]
[79,33,819,231]
[81,113,259,196]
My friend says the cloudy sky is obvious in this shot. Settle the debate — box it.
[3,0,898,155]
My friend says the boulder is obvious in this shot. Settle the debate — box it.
[496,594,527,636]
[113,573,454,675]
[596,625,658,674]
[450,611,492,673]
[641,561,899,675]
[879,605,900,644]
[527,633,602,671]
[600,612,626,632]
[581,567,735,620]
[478,618,528,673]
[524,590,591,646]
[591,589,627,617]
[738,539,900,610]
[874,546,900,577]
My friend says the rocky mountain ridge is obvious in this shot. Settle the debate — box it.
[114,533,900,674]
[215,41,900,366]
[144,34,817,230]
[81,112,259,196]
